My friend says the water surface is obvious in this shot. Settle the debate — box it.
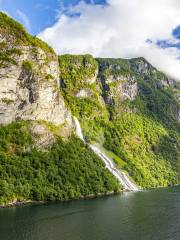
[0,187,180,240]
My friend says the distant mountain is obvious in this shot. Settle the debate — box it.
[0,12,179,206]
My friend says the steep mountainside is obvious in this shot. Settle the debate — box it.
[59,55,180,188]
[0,13,179,205]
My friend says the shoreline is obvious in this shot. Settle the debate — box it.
[0,190,123,209]
[1,185,179,209]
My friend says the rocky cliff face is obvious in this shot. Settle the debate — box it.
[0,13,71,126]
[97,59,138,106]
[96,58,180,123]
[57,54,180,126]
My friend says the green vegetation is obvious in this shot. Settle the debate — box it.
[22,60,33,71]
[97,58,180,188]
[58,55,111,144]
[104,113,179,188]
[134,75,180,129]
[0,43,21,67]
[0,38,21,68]
[0,122,120,205]
[45,74,54,80]
[60,56,179,189]
[59,54,98,91]
[96,58,133,78]
[0,12,54,55]
[1,98,14,105]
[92,142,127,169]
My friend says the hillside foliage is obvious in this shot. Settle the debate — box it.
[61,57,180,189]
[0,122,120,205]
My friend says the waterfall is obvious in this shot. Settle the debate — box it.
[73,116,85,142]
[89,145,139,191]
[73,116,139,192]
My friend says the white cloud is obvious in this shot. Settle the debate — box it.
[38,0,180,80]
[16,10,31,31]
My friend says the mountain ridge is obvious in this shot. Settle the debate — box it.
[0,12,179,206]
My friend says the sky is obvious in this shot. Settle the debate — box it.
[0,0,105,34]
[0,0,180,80]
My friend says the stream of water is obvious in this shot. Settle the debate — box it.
[73,116,139,191]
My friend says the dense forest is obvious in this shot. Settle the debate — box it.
[0,122,120,205]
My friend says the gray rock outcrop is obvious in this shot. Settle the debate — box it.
[0,39,71,126]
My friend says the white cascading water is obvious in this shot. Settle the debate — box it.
[73,116,139,191]
[73,116,85,142]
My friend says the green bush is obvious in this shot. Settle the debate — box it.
[1,98,14,105]
[22,61,33,71]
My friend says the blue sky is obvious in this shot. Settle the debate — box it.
[0,0,180,80]
[0,0,106,35]
[0,0,179,50]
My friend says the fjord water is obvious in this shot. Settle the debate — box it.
[0,187,179,240]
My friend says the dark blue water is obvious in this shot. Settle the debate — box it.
[0,187,180,240]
